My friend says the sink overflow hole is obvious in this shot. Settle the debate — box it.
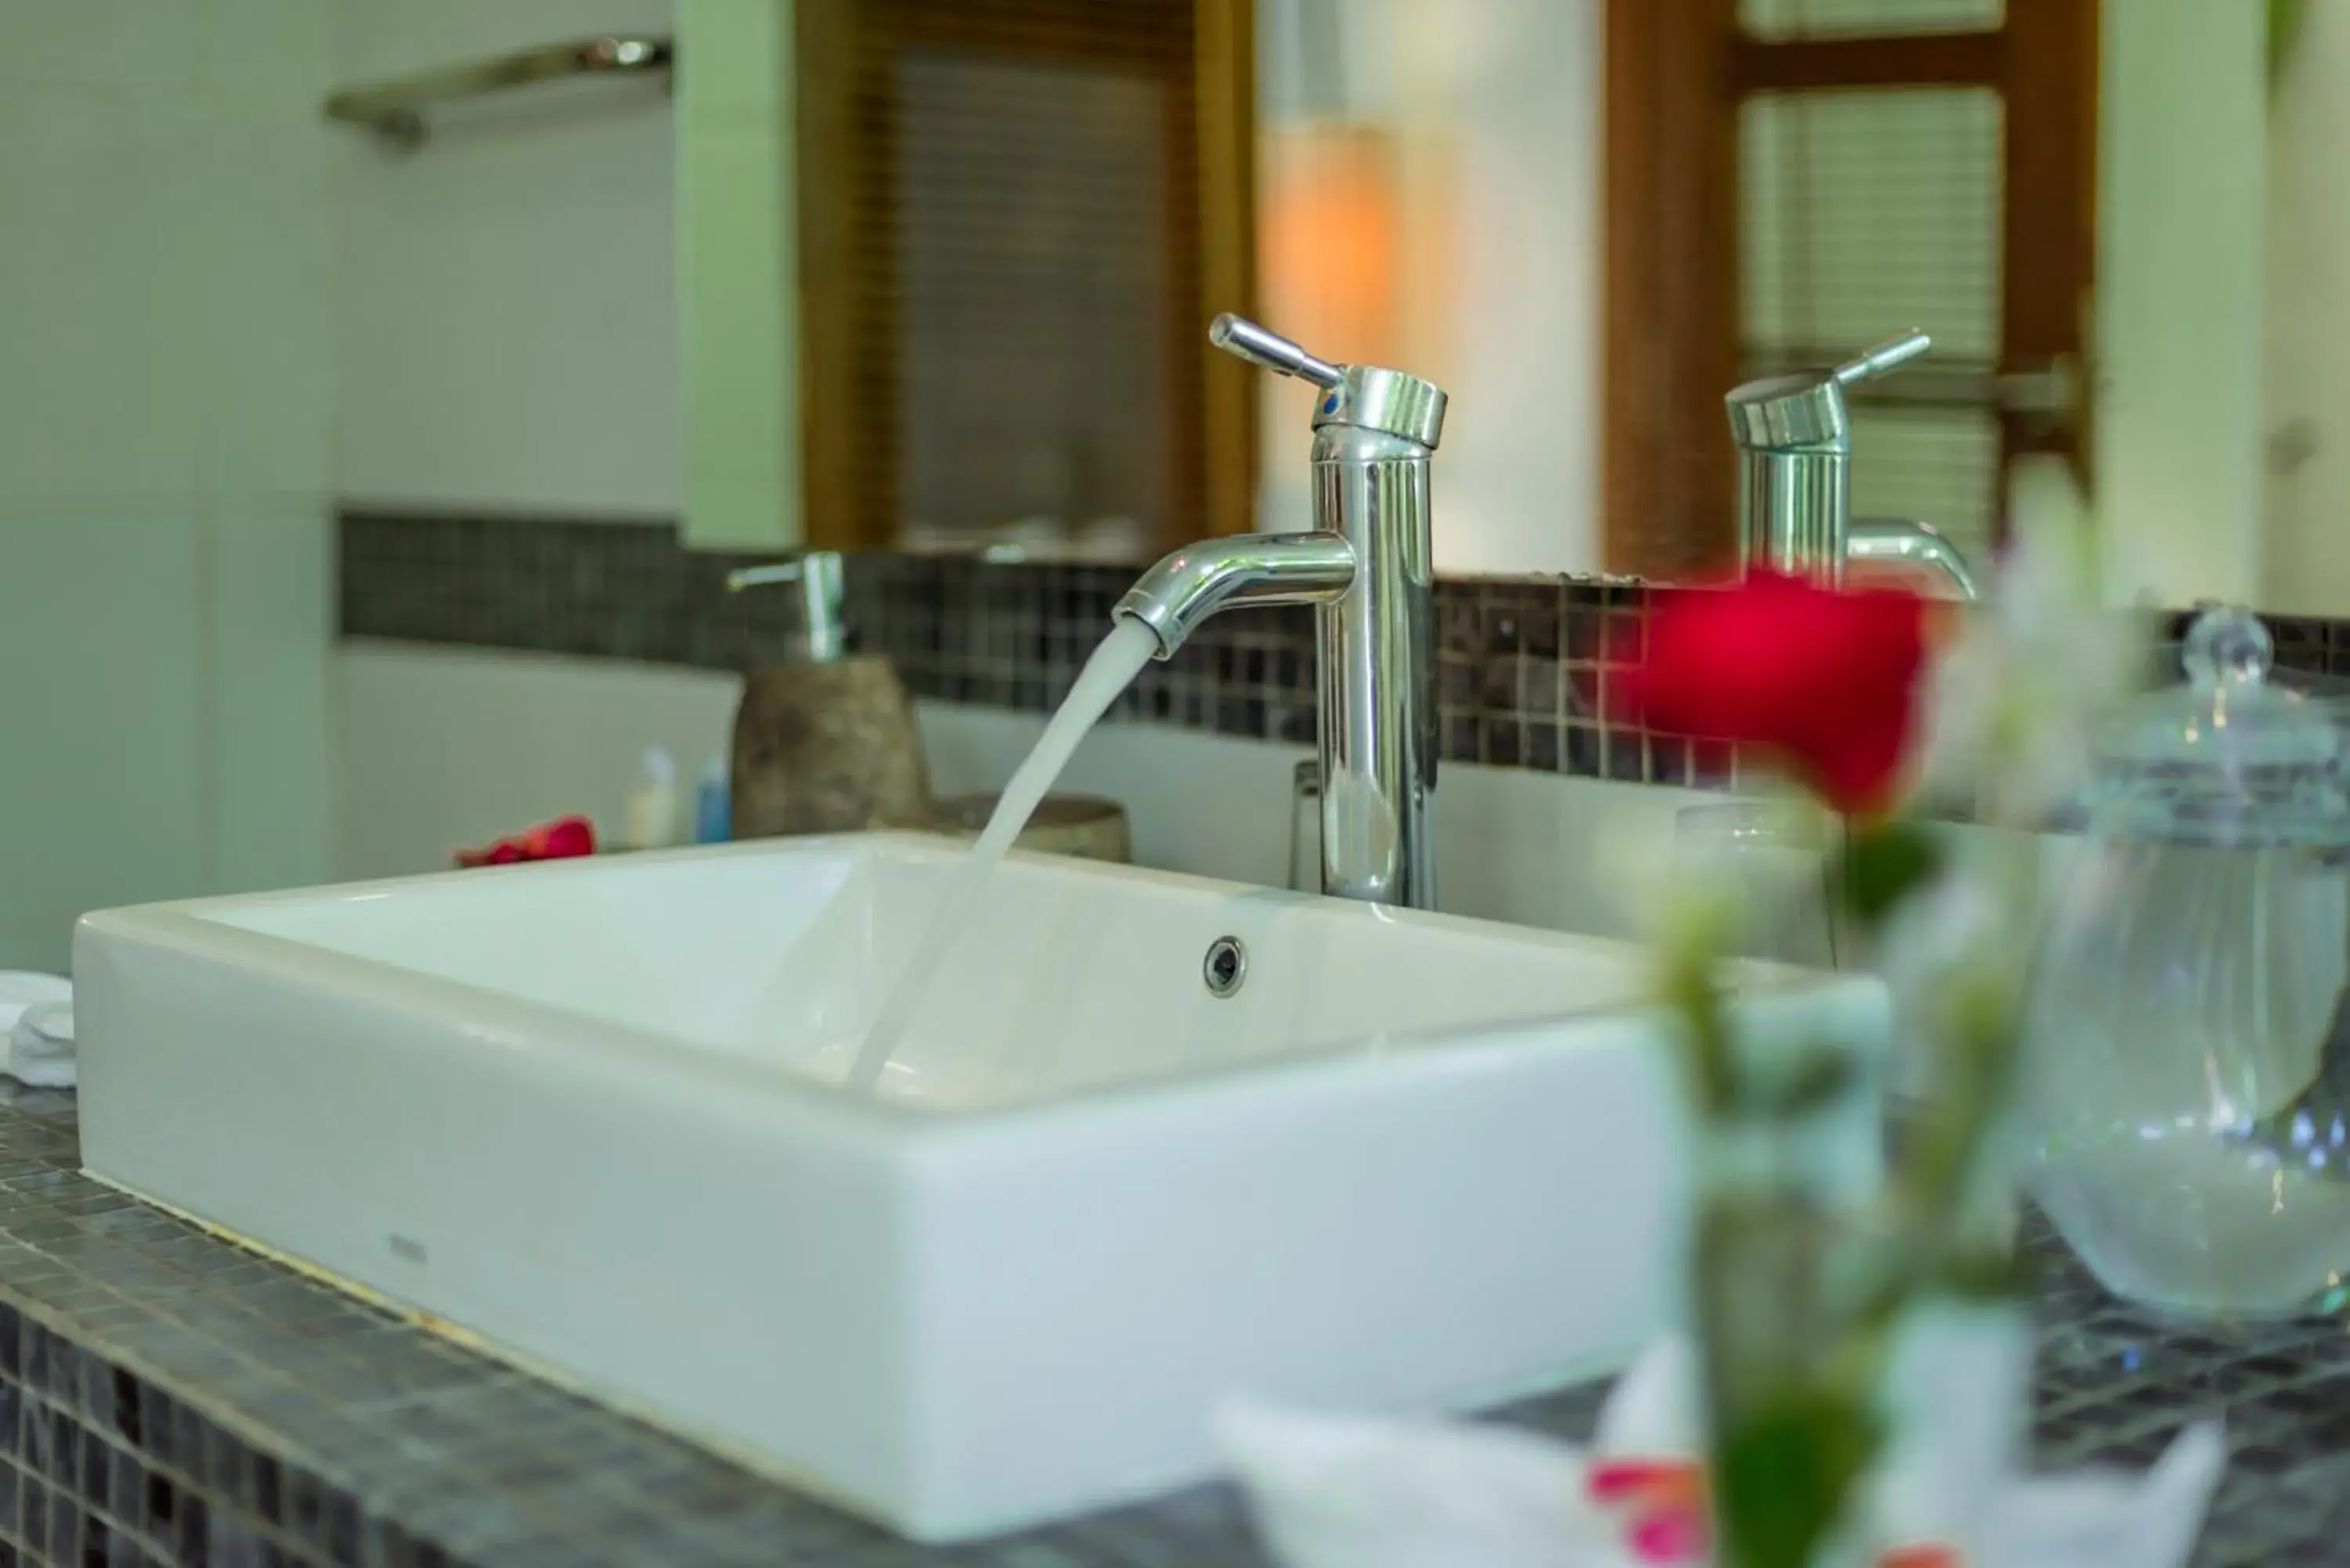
[1203,936,1247,999]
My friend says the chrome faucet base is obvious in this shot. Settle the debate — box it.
[1113,316,1445,910]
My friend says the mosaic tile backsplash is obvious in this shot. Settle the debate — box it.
[341,511,2350,796]
[337,511,1720,789]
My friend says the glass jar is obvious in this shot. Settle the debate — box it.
[2023,608,2350,1318]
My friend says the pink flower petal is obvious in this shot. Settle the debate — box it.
[1627,1505,1710,1565]
[1588,1458,1702,1505]
[1878,1545,1961,1568]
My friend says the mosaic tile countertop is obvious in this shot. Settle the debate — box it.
[0,1084,2337,1568]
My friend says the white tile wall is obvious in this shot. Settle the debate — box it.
[208,498,333,899]
[676,0,797,548]
[0,86,209,508]
[2265,0,2350,616]
[334,641,742,880]
[0,518,209,969]
[197,0,335,111]
[2095,0,2267,609]
[331,0,681,515]
[331,641,1707,946]
[5,2,202,90]
[197,117,334,497]
[0,0,334,969]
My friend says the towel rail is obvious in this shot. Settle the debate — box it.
[325,34,674,150]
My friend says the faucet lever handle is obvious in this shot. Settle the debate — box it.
[1833,331,1933,388]
[1209,314,1344,389]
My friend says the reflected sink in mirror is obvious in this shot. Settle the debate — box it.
[74,834,1885,1541]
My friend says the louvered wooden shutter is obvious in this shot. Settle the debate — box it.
[797,0,1255,555]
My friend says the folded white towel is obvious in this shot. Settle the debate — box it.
[9,999,73,1089]
[0,974,74,1089]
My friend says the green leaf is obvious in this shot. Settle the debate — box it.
[1737,1043,1857,1122]
[1714,1393,1879,1568]
[1834,820,1943,929]
[1934,1242,2033,1303]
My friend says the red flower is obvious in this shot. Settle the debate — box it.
[456,815,598,869]
[1622,573,1932,814]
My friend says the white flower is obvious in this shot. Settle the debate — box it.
[1914,457,2141,829]
[1219,1334,2225,1568]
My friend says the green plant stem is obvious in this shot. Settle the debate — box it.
[1664,936,1737,1119]
[1679,826,2034,1568]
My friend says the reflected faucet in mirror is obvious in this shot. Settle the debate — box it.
[1726,332,1982,601]
[1114,314,1445,909]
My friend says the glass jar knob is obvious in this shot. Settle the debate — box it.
[2182,604,2272,691]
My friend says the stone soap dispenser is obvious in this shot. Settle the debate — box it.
[726,553,931,838]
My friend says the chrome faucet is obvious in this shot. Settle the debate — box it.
[1726,331,1980,599]
[1115,314,1444,909]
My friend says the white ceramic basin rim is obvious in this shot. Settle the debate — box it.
[199,833,1721,1113]
[74,832,1889,1541]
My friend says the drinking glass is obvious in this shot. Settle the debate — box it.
[1672,800,1839,968]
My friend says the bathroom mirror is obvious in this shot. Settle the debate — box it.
[0,0,2332,970]
[685,0,2346,611]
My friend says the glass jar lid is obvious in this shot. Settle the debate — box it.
[2088,606,2350,847]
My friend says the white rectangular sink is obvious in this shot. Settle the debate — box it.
[76,833,1885,1540]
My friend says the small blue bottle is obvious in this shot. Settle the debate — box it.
[692,757,732,844]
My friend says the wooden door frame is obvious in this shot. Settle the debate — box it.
[793,0,878,550]
[1601,0,2102,576]
[1601,0,1741,583]
[1194,0,1259,540]
[1998,0,2101,481]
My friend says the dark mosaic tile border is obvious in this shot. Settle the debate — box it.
[336,511,1726,789]
[0,1085,2345,1565]
[342,511,2350,797]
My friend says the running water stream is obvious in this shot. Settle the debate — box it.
[847,619,1161,1091]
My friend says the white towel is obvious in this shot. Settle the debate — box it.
[0,974,74,1088]
[9,999,73,1089]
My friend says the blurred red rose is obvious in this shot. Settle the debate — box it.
[1622,573,1932,814]
[456,815,598,869]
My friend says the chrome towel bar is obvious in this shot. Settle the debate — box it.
[325,34,673,150]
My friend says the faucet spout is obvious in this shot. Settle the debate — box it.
[1848,518,1981,601]
[1112,532,1358,658]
